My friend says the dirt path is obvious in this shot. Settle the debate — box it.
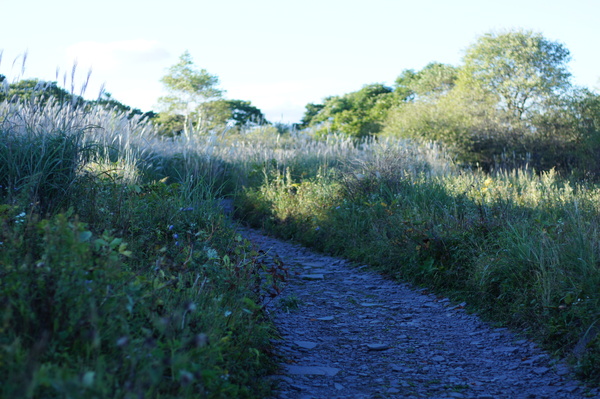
[240,227,599,399]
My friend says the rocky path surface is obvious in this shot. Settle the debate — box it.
[239,228,600,399]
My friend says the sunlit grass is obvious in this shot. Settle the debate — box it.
[237,142,600,384]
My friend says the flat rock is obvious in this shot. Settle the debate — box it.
[286,365,340,376]
[365,343,389,351]
[294,341,318,349]
[301,262,327,268]
[534,367,551,375]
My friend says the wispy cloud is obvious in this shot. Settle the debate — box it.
[65,40,170,72]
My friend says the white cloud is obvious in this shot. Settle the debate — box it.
[65,40,170,72]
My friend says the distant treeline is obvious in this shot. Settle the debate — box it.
[4,29,600,176]
[300,30,600,177]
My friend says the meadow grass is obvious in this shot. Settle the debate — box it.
[5,87,600,395]
[0,99,278,398]
[235,141,600,384]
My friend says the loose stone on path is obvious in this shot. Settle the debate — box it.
[300,274,325,281]
[294,341,318,349]
[240,227,600,399]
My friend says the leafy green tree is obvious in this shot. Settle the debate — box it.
[0,78,80,105]
[158,51,224,134]
[154,113,186,136]
[459,30,571,120]
[90,91,158,120]
[394,63,458,102]
[303,83,394,137]
[300,103,325,128]
[393,69,418,102]
[384,31,584,172]
[225,99,267,126]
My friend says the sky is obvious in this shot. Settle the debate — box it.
[1,0,599,124]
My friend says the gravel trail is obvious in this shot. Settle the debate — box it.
[240,228,599,399]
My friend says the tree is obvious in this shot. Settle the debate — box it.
[157,51,224,134]
[394,63,458,102]
[460,30,571,120]
[90,91,156,120]
[0,78,80,105]
[302,83,394,137]
[383,31,600,174]
[300,103,325,128]
[225,99,268,126]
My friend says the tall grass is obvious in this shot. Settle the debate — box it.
[0,97,277,398]
[235,137,600,384]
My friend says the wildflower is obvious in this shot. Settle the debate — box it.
[173,233,179,239]
[168,224,174,230]
[315,226,321,231]
[224,310,232,317]
[205,247,218,259]
[15,212,26,224]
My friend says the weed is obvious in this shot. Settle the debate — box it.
[279,295,302,312]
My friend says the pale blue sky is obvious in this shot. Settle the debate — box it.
[2,0,599,123]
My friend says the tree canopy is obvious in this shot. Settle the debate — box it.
[459,30,571,120]
[0,78,80,105]
[300,83,394,137]
[225,99,267,127]
[380,30,600,174]
[395,62,458,102]
[156,51,269,135]
[158,51,223,114]
[157,51,225,134]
